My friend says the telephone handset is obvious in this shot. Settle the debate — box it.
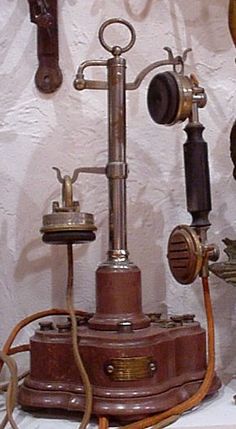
[148,69,219,284]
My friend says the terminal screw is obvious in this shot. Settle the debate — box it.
[183,314,195,324]
[150,362,157,373]
[170,315,184,326]
[39,321,54,331]
[106,364,114,374]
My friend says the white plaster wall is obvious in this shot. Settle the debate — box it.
[0,0,236,379]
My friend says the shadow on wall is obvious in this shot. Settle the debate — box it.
[170,0,230,53]
[127,126,186,314]
[0,216,19,336]
[13,183,67,310]
[170,0,231,136]
[127,186,166,314]
[2,0,105,312]
[123,0,154,22]
[212,282,236,377]
[123,0,230,53]
[90,0,152,19]
[0,1,34,128]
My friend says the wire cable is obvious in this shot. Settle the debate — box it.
[66,243,93,429]
[0,352,18,429]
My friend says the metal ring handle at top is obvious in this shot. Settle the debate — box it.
[98,18,136,55]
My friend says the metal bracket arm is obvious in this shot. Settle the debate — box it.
[127,47,191,90]
[74,60,108,90]
[53,167,105,185]
[74,48,191,92]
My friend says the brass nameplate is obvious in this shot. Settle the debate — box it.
[105,356,156,381]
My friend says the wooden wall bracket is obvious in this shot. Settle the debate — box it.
[28,0,63,93]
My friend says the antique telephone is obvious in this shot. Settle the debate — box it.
[0,18,221,429]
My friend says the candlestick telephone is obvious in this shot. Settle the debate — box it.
[1,18,221,429]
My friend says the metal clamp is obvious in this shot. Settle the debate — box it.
[106,162,128,179]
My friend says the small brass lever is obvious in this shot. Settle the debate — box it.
[53,166,105,185]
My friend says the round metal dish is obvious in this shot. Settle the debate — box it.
[41,211,96,244]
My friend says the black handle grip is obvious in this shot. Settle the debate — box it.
[184,123,211,227]
[230,120,236,179]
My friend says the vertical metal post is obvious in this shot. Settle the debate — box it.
[74,19,150,330]
[107,55,128,260]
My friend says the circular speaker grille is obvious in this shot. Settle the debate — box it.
[167,225,203,285]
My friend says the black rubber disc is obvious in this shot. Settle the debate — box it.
[147,71,180,125]
[42,230,96,245]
